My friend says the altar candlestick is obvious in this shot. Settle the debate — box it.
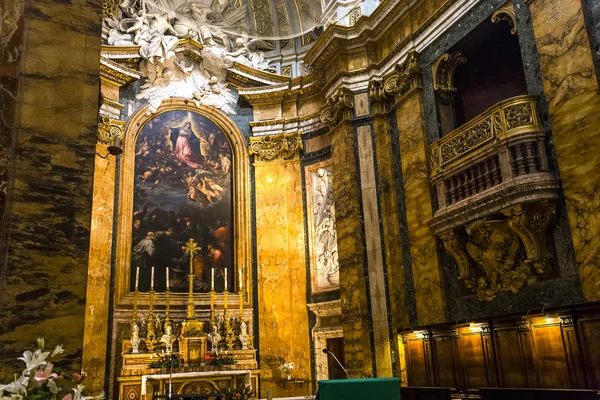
[211,268,215,291]
[135,267,139,291]
[224,269,228,291]
[239,269,242,291]
[166,267,170,289]
[151,266,155,289]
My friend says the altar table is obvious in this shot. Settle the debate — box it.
[141,370,252,397]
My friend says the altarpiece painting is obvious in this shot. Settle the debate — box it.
[130,110,233,293]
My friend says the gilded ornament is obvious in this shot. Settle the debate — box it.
[248,132,303,162]
[320,88,354,128]
[97,116,125,146]
[432,51,467,100]
[491,3,517,35]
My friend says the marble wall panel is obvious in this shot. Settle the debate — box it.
[331,121,374,378]
[529,0,600,301]
[255,161,311,397]
[0,0,23,233]
[356,125,393,377]
[372,115,410,331]
[0,0,102,379]
[395,94,446,326]
[304,132,332,153]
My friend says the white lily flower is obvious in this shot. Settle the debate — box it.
[0,375,28,396]
[37,337,45,351]
[18,349,50,373]
[51,345,64,358]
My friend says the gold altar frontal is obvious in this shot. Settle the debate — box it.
[117,350,259,400]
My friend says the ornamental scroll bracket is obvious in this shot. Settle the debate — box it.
[97,116,126,146]
[491,3,517,35]
[437,200,556,302]
[320,88,354,128]
[432,51,466,101]
[248,132,303,162]
[369,51,421,109]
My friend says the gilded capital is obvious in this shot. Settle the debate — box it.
[97,116,126,146]
[369,51,421,109]
[249,132,303,162]
[320,88,354,128]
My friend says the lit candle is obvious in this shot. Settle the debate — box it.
[166,267,170,290]
[151,266,154,290]
[224,269,228,291]
[211,268,215,291]
[239,269,242,291]
[135,267,140,291]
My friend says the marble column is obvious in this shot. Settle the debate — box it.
[528,0,600,301]
[371,102,412,375]
[330,119,374,378]
[0,0,102,378]
[81,86,125,393]
[393,79,446,326]
[255,156,311,397]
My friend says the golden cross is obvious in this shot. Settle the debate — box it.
[182,238,200,256]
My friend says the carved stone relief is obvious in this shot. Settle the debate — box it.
[248,132,303,162]
[306,162,340,293]
[439,201,556,302]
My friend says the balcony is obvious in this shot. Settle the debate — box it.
[426,95,561,301]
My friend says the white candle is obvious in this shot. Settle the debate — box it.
[166,267,170,290]
[211,268,215,291]
[224,269,228,291]
[239,269,242,291]
[135,267,140,291]
[151,266,154,289]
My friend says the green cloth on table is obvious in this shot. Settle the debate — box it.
[317,378,401,400]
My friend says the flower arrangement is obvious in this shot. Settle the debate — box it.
[147,353,180,369]
[207,354,235,366]
[279,361,295,381]
[0,337,104,400]
[215,382,254,400]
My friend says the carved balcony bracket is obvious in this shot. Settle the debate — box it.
[97,116,126,146]
[248,132,303,162]
[438,204,554,302]
[320,87,354,128]
[492,3,517,35]
[439,229,476,291]
[432,51,466,100]
[502,201,555,276]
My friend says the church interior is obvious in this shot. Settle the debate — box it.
[1,0,600,399]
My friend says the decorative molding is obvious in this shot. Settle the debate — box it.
[248,132,303,162]
[99,57,142,87]
[97,116,126,145]
[432,51,466,100]
[439,229,475,289]
[502,201,556,276]
[320,88,354,128]
[560,316,574,326]
[102,0,118,19]
[349,7,362,26]
[517,320,530,331]
[99,96,125,119]
[369,51,421,111]
[491,3,517,35]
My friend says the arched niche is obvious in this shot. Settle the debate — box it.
[113,100,251,307]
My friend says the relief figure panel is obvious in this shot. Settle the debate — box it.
[306,160,340,293]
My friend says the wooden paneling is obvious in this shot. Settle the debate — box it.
[494,328,527,387]
[400,305,600,393]
[531,322,571,388]
[459,331,488,390]
[432,334,460,389]
[579,317,600,389]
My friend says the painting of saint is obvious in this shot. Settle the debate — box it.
[130,110,233,293]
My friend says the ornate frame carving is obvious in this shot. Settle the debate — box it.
[113,100,252,308]
[491,3,517,35]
